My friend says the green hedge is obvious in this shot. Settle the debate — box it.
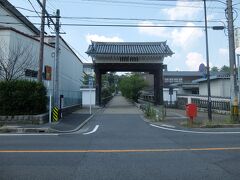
[0,80,47,115]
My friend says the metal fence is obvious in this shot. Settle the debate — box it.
[177,94,230,111]
[140,93,230,112]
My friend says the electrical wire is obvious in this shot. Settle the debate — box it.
[0,14,226,25]
[27,0,41,18]
[0,21,223,29]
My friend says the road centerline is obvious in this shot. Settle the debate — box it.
[1,147,240,153]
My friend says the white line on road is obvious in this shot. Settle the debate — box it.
[160,124,176,128]
[0,133,59,136]
[83,125,99,135]
[150,124,240,134]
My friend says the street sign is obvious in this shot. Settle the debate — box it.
[235,28,240,49]
[89,77,93,88]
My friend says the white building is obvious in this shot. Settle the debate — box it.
[0,0,83,108]
[194,75,230,97]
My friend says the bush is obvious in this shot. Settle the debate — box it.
[119,74,147,102]
[0,80,47,115]
[145,103,156,119]
[101,87,113,105]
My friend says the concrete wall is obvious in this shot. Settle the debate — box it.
[163,88,177,104]
[199,79,230,97]
[80,88,96,106]
[58,38,83,107]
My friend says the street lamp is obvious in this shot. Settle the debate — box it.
[203,0,225,122]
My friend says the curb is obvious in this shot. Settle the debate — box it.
[0,108,102,134]
[49,108,102,133]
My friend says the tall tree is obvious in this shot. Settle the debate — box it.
[210,66,219,72]
[220,65,230,73]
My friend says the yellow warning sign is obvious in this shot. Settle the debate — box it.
[52,107,59,122]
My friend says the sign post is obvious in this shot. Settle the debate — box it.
[89,77,93,114]
[47,81,52,124]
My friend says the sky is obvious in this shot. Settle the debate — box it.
[9,0,240,71]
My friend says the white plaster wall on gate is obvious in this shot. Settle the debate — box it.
[93,56,164,64]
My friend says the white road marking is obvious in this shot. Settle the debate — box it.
[83,125,99,135]
[160,124,176,128]
[150,124,240,134]
[0,133,58,136]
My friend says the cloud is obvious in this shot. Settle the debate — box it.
[162,1,202,20]
[185,52,206,70]
[138,21,203,49]
[171,23,204,48]
[85,34,124,44]
[138,21,169,37]
[219,48,229,58]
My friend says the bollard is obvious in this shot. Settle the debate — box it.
[52,107,59,122]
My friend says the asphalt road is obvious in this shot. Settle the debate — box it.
[1,95,240,180]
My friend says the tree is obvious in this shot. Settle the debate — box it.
[0,40,37,81]
[119,73,147,102]
[220,65,230,73]
[210,66,219,72]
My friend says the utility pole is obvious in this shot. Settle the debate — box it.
[54,9,60,107]
[203,0,212,121]
[37,0,46,82]
[226,0,239,121]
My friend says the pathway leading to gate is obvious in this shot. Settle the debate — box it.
[103,94,142,114]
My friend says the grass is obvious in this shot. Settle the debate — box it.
[180,117,240,128]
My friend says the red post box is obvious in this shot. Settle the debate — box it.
[186,103,197,126]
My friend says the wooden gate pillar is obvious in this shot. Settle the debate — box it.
[95,67,102,106]
[154,70,160,105]
[154,64,163,105]
[159,64,163,105]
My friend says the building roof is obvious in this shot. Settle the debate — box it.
[0,0,39,35]
[193,73,230,83]
[86,41,173,56]
[163,71,204,77]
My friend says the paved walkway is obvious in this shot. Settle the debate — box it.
[103,95,142,114]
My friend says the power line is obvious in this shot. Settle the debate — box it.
[55,0,226,9]
[27,0,41,18]
[15,6,41,13]
[0,21,224,28]
[0,14,226,24]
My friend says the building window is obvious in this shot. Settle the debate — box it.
[164,78,169,83]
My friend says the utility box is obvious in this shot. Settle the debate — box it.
[186,103,197,119]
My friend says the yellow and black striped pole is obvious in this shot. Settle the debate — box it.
[52,107,59,122]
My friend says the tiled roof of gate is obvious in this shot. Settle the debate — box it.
[86,41,173,56]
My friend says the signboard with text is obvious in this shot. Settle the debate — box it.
[45,66,52,80]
